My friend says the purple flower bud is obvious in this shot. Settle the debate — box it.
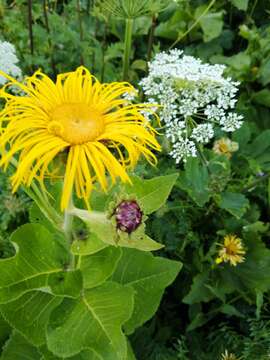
[115,200,143,233]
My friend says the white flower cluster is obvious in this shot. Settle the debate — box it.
[140,49,243,163]
[0,40,22,85]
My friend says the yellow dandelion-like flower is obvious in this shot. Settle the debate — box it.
[213,137,239,159]
[216,234,245,267]
[0,67,160,210]
[221,349,240,360]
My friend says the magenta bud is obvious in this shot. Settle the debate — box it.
[115,200,143,233]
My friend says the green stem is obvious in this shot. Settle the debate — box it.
[243,173,270,192]
[169,0,216,49]
[63,195,75,270]
[63,196,74,245]
[147,15,157,62]
[122,18,133,81]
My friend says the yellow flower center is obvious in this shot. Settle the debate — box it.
[219,142,229,153]
[49,103,104,144]
[225,243,238,255]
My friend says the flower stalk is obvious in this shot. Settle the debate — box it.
[123,18,133,81]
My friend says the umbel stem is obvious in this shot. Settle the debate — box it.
[123,18,134,81]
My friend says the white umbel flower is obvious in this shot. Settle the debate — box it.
[0,40,21,85]
[191,123,214,144]
[140,49,243,163]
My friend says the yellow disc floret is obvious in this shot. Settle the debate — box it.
[216,234,245,267]
[49,103,104,144]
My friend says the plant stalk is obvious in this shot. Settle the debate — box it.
[63,196,74,245]
[27,0,34,55]
[122,18,134,81]
[147,14,157,62]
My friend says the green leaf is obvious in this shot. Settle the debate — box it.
[217,192,249,218]
[124,174,178,214]
[47,282,134,359]
[258,58,270,86]
[48,270,83,298]
[111,249,181,334]
[71,232,108,256]
[1,331,41,360]
[196,7,224,42]
[183,271,214,304]
[231,0,249,10]
[252,89,270,107]
[0,223,69,303]
[40,346,106,360]
[72,209,163,252]
[220,304,244,318]
[178,158,210,206]
[80,247,122,289]
[0,291,62,346]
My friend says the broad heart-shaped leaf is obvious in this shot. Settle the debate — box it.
[111,249,182,334]
[1,331,41,359]
[47,281,134,359]
[217,192,249,218]
[0,223,69,303]
[0,290,62,347]
[80,247,122,289]
[124,173,178,214]
[177,158,210,207]
[72,209,163,252]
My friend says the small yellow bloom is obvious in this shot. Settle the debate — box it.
[213,137,239,159]
[216,235,245,266]
[221,349,240,360]
[0,67,160,210]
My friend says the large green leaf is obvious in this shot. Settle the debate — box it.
[0,291,62,347]
[0,223,69,303]
[71,232,108,256]
[111,249,182,334]
[1,331,41,360]
[40,346,107,360]
[124,174,178,214]
[47,281,134,359]
[183,271,214,305]
[195,6,224,42]
[80,247,122,289]
[217,192,249,218]
[0,314,11,349]
[178,158,210,206]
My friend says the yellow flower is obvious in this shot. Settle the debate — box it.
[213,137,239,159]
[0,67,160,210]
[216,235,245,266]
[221,349,240,360]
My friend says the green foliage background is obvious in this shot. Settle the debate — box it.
[1,0,270,359]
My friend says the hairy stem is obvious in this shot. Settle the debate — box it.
[123,18,134,81]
